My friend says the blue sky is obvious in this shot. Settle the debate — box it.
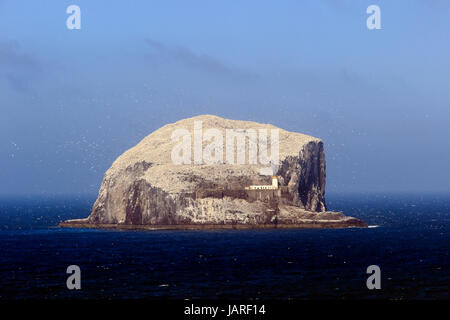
[1,0,449,195]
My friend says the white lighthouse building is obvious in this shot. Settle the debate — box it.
[245,176,278,190]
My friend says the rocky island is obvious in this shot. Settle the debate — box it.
[60,115,366,230]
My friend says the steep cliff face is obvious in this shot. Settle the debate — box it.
[65,115,363,228]
[279,141,326,212]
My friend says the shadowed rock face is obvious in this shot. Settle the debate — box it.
[279,141,326,212]
[66,115,364,228]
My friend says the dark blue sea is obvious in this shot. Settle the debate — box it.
[0,194,448,300]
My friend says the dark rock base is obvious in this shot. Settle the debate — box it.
[59,220,367,231]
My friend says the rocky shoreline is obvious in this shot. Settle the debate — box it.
[59,219,367,231]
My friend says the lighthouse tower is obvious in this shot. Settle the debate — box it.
[272,176,278,189]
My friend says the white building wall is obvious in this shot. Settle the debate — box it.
[245,177,278,190]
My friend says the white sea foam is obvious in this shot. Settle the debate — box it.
[368,225,380,228]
